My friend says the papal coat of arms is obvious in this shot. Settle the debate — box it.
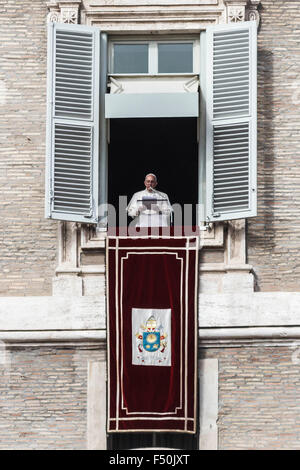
[132,309,171,366]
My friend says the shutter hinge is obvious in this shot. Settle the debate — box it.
[212,212,221,218]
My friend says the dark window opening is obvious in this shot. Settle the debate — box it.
[107,118,199,449]
[108,117,198,227]
[107,431,198,450]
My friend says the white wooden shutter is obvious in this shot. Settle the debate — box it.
[205,21,257,222]
[45,22,100,223]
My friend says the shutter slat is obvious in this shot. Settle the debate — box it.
[55,102,91,108]
[55,153,91,158]
[56,72,93,80]
[56,85,91,91]
[215,190,249,196]
[55,135,92,140]
[213,58,249,64]
[213,77,249,84]
[55,96,92,103]
[213,103,249,111]
[215,152,249,158]
[55,189,90,195]
[56,46,92,53]
[214,130,249,136]
[56,43,93,51]
[213,63,249,71]
[56,32,93,41]
[212,31,249,40]
[214,141,248,147]
[213,85,249,92]
[55,129,91,135]
[55,148,91,153]
[56,76,92,83]
[214,162,248,168]
[55,109,91,116]
[56,65,92,72]
[54,195,91,202]
[213,40,249,48]
[213,70,249,78]
[55,184,91,189]
[56,90,92,98]
[55,165,91,171]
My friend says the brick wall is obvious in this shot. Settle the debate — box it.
[201,345,300,450]
[0,0,57,296]
[1,344,299,450]
[248,0,300,291]
[1,0,300,296]
[0,346,103,450]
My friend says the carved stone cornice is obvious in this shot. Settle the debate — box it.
[224,0,261,25]
[246,0,261,27]
[47,0,261,28]
[47,0,82,24]
[224,0,247,23]
[46,1,60,22]
[80,1,225,31]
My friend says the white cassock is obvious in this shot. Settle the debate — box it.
[127,188,173,227]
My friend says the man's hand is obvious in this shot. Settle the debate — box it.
[150,204,160,213]
[138,204,147,213]
[138,203,160,213]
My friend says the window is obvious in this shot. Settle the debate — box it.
[158,42,193,73]
[110,39,199,75]
[45,22,257,225]
[113,43,149,74]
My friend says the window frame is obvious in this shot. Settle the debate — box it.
[46,23,256,226]
[108,36,200,76]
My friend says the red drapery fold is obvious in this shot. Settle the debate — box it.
[107,234,199,433]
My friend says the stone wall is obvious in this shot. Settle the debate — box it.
[1,0,300,295]
[201,345,300,450]
[1,343,300,450]
[0,0,57,296]
[0,345,104,450]
[248,0,300,291]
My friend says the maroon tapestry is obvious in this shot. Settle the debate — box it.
[107,234,199,433]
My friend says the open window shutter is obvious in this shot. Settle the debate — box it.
[205,21,257,222]
[45,22,100,223]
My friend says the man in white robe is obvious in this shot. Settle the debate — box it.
[127,174,173,227]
